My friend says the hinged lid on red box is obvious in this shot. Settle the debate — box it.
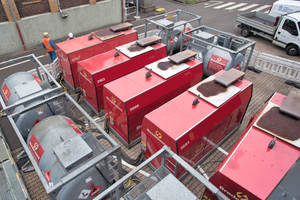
[254,101,300,149]
[136,35,161,47]
[279,91,300,119]
[116,41,154,58]
[93,28,124,41]
[145,57,190,79]
[110,22,133,32]
[168,50,197,64]
[189,74,241,107]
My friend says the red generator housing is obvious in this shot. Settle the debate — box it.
[203,92,300,200]
[56,23,137,92]
[77,36,167,116]
[141,69,253,177]
[103,50,203,148]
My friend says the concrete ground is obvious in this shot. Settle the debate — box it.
[3,0,300,199]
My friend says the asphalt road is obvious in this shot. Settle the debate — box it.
[1,0,300,150]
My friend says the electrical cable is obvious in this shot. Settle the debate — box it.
[71,94,83,118]
[59,75,68,92]
[76,124,89,132]
[95,135,145,166]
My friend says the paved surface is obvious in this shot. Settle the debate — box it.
[2,0,300,199]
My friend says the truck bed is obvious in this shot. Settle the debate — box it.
[236,12,276,35]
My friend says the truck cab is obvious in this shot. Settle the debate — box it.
[273,12,300,55]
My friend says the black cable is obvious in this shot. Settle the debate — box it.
[76,91,82,103]
[95,135,145,166]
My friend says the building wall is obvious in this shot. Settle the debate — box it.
[0,0,122,56]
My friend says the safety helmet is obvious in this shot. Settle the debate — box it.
[69,33,73,38]
[44,32,49,36]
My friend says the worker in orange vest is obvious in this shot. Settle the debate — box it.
[67,32,76,41]
[42,32,57,63]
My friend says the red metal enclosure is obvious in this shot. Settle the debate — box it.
[78,40,167,115]
[103,51,203,148]
[56,24,137,92]
[203,92,300,200]
[141,70,253,177]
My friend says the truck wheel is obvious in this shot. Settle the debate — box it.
[241,27,250,37]
[286,45,298,56]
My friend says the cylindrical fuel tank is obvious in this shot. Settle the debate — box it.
[27,115,109,199]
[1,72,51,106]
[14,100,54,140]
[149,20,193,54]
[1,72,56,139]
[196,47,244,76]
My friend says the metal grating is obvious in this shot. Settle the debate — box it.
[124,166,170,200]
[0,164,13,200]
[0,139,9,162]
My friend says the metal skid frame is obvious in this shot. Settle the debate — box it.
[144,9,202,55]
[181,25,256,72]
[93,146,229,200]
[0,54,64,115]
[7,92,123,199]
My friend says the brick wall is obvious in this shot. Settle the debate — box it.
[15,0,51,18]
[59,0,89,9]
[0,0,106,23]
[0,2,8,22]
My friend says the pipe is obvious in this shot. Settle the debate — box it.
[7,0,26,51]
[57,0,68,18]
[136,0,138,17]
[121,0,124,23]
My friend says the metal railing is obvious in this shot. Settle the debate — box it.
[0,54,64,115]
[93,146,229,200]
[7,92,123,199]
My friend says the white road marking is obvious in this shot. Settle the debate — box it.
[197,165,209,180]
[251,5,271,12]
[218,147,228,156]
[133,24,145,29]
[213,2,235,9]
[225,3,247,10]
[204,1,223,8]
[0,55,44,71]
[238,4,259,11]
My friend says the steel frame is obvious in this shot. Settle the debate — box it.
[181,25,256,73]
[0,54,64,115]
[144,9,202,55]
[7,92,123,199]
[93,146,229,200]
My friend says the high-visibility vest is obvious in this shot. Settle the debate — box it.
[42,38,54,52]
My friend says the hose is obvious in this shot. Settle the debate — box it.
[96,135,145,166]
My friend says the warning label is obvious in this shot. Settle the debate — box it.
[78,189,91,199]
[2,84,11,105]
[89,186,101,197]
[207,54,229,74]
[45,170,51,182]
[182,27,192,43]
[64,118,83,135]
[32,75,43,85]
[28,134,44,165]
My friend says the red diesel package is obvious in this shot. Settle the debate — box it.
[141,69,253,177]
[103,50,203,148]
[203,92,300,200]
[78,36,167,116]
[56,23,137,92]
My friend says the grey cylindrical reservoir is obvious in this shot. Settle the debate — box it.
[27,115,109,199]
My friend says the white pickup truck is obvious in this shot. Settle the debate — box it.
[236,11,300,56]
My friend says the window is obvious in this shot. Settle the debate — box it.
[282,19,298,36]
